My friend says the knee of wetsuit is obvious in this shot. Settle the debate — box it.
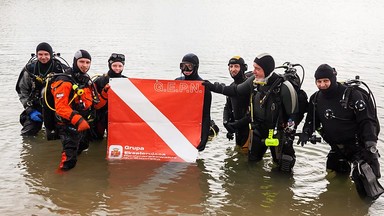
[282,142,295,156]
[248,150,263,162]
[19,110,28,125]
[280,154,296,172]
[248,135,264,161]
[46,129,59,140]
[78,141,90,155]
[326,150,351,173]
[21,118,41,136]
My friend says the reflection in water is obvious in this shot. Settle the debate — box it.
[18,136,380,215]
[104,160,209,215]
[20,137,109,215]
[316,173,371,216]
[291,144,329,206]
[219,149,296,215]
[292,144,374,216]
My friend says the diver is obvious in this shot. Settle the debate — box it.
[92,53,127,140]
[16,42,68,138]
[176,53,218,151]
[204,53,299,172]
[51,50,108,170]
[297,64,383,199]
[223,56,251,151]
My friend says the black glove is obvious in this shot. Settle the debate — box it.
[202,80,215,91]
[237,114,251,126]
[223,121,235,133]
[202,80,225,93]
[226,132,234,141]
[296,132,310,146]
[196,142,206,152]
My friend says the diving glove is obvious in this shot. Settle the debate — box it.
[29,110,43,122]
[226,132,234,141]
[202,80,225,93]
[296,132,310,146]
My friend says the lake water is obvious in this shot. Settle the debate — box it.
[1,0,384,215]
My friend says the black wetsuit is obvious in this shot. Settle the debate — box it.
[303,83,379,176]
[223,71,250,147]
[176,72,212,151]
[92,70,126,139]
[16,58,67,136]
[218,73,299,164]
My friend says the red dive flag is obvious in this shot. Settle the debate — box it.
[107,78,204,162]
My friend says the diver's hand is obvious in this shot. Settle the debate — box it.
[101,84,110,99]
[29,110,43,122]
[202,80,225,93]
[71,114,90,132]
[77,119,90,132]
[223,121,236,133]
[226,132,234,141]
[296,132,310,146]
[103,83,110,92]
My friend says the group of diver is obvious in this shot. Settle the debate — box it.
[16,43,119,170]
[16,42,382,200]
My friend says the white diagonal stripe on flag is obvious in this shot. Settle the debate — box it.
[111,78,198,162]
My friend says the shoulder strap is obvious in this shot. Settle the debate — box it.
[340,85,352,109]
[312,91,320,133]
[260,76,284,108]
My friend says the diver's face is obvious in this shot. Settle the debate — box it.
[111,62,124,74]
[316,78,331,90]
[180,62,194,76]
[229,64,241,77]
[253,63,265,80]
[77,58,91,73]
[37,50,51,64]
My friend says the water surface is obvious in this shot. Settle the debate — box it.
[1,0,384,215]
